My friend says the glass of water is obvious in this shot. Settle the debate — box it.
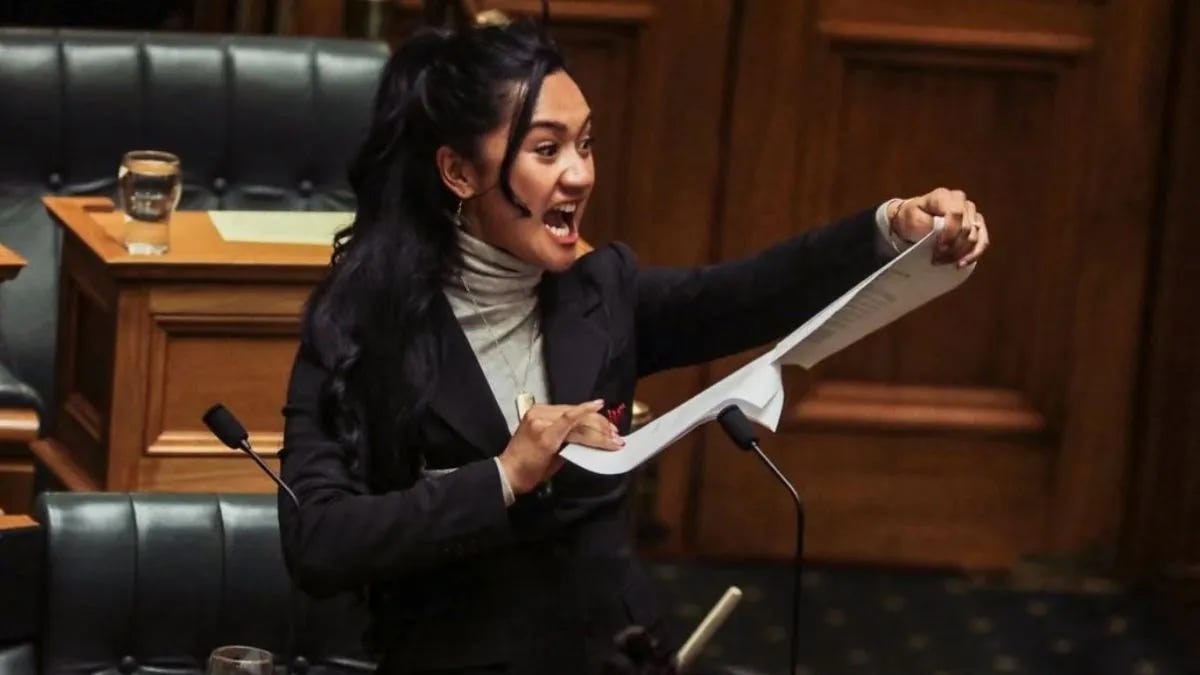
[206,645,274,675]
[117,150,181,255]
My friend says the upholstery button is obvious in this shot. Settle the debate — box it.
[47,172,63,190]
[298,179,314,196]
[212,177,227,193]
[292,656,310,674]
[118,655,138,674]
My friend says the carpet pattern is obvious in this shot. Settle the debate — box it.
[651,563,1198,675]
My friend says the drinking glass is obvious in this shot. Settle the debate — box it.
[117,150,181,255]
[206,645,274,675]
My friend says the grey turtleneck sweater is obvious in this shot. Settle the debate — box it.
[442,228,550,505]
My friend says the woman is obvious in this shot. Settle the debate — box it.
[279,19,989,675]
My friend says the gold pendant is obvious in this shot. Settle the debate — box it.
[516,392,536,420]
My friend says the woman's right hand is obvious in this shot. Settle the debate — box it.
[497,399,624,495]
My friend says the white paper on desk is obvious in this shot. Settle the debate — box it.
[209,211,353,245]
[561,230,974,475]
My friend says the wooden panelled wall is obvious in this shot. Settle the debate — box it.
[695,0,1174,570]
[1121,0,1200,635]
[202,0,1195,576]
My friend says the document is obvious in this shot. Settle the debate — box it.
[561,227,974,475]
[209,211,352,245]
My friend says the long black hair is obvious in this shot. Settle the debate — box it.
[301,20,566,486]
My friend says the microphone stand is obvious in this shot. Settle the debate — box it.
[247,436,307,675]
[202,404,307,673]
[717,405,804,675]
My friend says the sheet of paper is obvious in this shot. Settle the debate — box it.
[561,229,974,475]
[208,211,353,245]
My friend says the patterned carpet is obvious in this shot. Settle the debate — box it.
[651,562,1199,675]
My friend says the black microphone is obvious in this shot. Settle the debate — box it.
[716,405,805,675]
[202,402,305,668]
[202,403,299,510]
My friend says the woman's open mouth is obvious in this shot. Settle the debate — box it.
[542,202,580,245]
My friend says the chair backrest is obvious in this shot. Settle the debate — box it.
[0,29,388,418]
[35,492,375,675]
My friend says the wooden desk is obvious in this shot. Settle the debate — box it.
[35,196,334,492]
[34,197,604,495]
[0,242,25,282]
[0,243,35,513]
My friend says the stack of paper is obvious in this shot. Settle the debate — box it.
[561,228,974,475]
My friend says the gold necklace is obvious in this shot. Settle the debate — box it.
[459,272,538,421]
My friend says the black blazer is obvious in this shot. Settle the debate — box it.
[278,207,888,674]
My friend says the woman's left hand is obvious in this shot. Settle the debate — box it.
[889,187,991,268]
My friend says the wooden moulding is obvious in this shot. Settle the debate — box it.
[28,438,100,492]
[787,382,1048,436]
[818,20,1094,56]
[397,0,655,23]
[0,514,36,529]
[0,409,39,443]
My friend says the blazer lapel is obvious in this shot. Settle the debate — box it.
[427,294,511,458]
[541,271,609,405]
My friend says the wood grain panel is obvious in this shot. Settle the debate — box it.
[1049,0,1175,551]
[693,0,1175,568]
[148,284,311,316]
[818,21,1093,55]
[819,0,1098,39]
[137,455,280,492]
[105,288,154,491]
[148,332,297,455]
[0,460,34,515]
[142,283,309,456]
[289,0,347,36]
[695,428,1051,567]
[396,0,655,23]
[1122,0,1200,641]
[477,1,654,23]
[789,381,1046,435]
[70,282,118,425]
[817,61,1062,392]
[52,235,121,488]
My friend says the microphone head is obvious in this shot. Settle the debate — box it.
[202,403,249,450]
[604,626,671,675]
[717,404,758,451]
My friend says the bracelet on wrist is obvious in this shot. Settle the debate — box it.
[888,198,919,244]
